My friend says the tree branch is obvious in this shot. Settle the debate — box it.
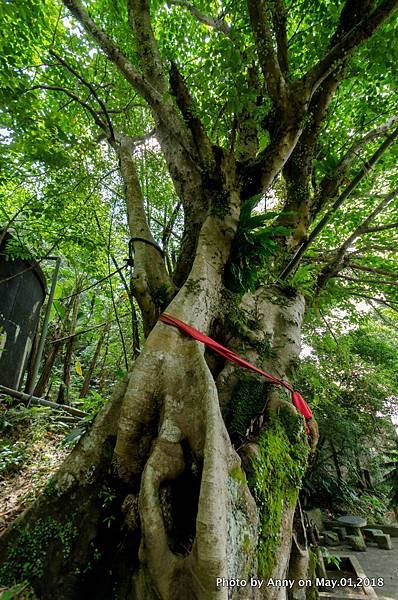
[313,114,398,216]
[0,385,88,418]
[52,321,110,344]
[125,0,210,168]
[50,50,115,141]
[247,0,288,107]
[167,0,231,35]
[348,263,398,279]
[314,186,398,293]
[332,187,397,259]
[339,115,398,170]
[117,134,175,334]
[271,0,289,76]
[62,0,161,105]
[302,0,398,97]
[336,275,398,287]
[361,221,398,234]
[275,1,387,248]
[161,200,182,273]
[238,122,304,199]
[279,127,398,279]
[126,0,167,94]
[169,62,214,165]
[233,66,262,161]
[341,291,398,312]
[63,0,210,228]
[162,201,182,248]
[354,243,398,254]
[27,85,108,133]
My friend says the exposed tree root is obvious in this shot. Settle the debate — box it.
[115,320,257,599]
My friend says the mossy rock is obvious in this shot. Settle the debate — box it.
[346,534,367,552]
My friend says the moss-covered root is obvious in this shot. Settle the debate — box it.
[306,550,320,600]
[248,412,309,599]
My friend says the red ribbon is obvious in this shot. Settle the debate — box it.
[159,313,313,421]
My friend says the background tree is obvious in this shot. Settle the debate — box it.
[297,310,398,518]
[0,1,397,599]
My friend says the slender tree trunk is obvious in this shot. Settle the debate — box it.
[79,322,111,398]
[330,441,343,481]
[24,322,40,393]
[33,301,73,397]
[130,287,141,360]
[58,290,81,405]
[98,333,110,394]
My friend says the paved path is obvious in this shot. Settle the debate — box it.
[336,538,398,600]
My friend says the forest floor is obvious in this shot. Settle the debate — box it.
[0,430,68,534]
[0,402,75,535]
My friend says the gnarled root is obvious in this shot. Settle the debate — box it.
[115,321,258,599]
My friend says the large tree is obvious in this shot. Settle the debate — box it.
[0,1,397,599]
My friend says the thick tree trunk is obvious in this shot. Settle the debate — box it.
[0,189,312,600]
[217,286,311,600]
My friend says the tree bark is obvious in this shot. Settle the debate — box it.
[217,286,311,600]
[0,158,275,600]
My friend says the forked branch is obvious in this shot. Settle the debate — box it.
[302,0,398,97]
[50,49,115,141]
[27,85,108,132]
[63,0,160,105]
[247,0,288,107]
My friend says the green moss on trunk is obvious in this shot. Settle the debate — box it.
[227,375,270,440]
[248,413,309,577]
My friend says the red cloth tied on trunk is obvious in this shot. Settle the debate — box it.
[159,313,313,421]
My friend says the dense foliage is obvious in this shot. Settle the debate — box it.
[297,311,398,519]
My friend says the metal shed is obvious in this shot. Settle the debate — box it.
[0,231,46,390]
